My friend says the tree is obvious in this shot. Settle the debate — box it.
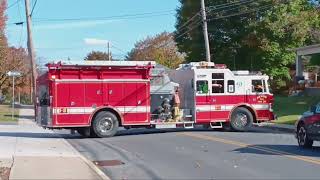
[0,47,31,100]
[175,0,320,90]
[0,0,9,97]
[252,0,320,88]
[84,51,112,61]
[126,32,185,69]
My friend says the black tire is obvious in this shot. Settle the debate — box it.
[297,124,313,148]
[92,111,119,138]
[77,128,90,138]
[230,107,253,131]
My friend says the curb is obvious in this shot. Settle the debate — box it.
[255,124,295,133]
[59,134,110,180]
[78,153,111,180]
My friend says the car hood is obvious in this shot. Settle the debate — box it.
[302,111,314,118]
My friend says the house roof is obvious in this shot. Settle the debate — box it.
[292,44,320,56]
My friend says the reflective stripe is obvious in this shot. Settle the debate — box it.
[252,104,269,110]
[53,106,150,115]
[196,104,270,112]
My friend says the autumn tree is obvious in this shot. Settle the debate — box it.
[84,51,112,61]
[126,32,185,69]
[0,0,8,97]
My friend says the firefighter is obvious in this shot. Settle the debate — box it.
[173,87,181,122]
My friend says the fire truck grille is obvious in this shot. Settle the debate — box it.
[93,160,125,167]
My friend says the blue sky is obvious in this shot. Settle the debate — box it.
[5,0,180,63]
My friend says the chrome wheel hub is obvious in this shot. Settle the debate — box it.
[298,127,306,145]
[99,117,113,133]
[235,113,248,128]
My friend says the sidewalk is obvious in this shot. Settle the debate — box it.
[256,122,295,133]
[0,105,108,180]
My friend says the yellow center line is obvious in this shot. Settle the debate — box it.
[179,132,320,165]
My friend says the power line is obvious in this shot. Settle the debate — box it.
[207,1,258,17]
[172,4,272,46]
[6,0,22,11]
[111,44,127,54]
[206,1,263,19]
[32,10,175,22]
[9,10,175,25]
[155,20,202,50]
[176,11,201,33]
[206,0,256,11]
[207,4,272,21]
[30,0,38,17]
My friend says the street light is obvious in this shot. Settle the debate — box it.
[6,71,22,120]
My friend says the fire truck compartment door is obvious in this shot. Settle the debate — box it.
[120,82,149,125]
[54,83,86,125]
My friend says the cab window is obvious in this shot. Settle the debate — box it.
[212,73,224,93]
[252,79,266,93]
[196,80,208,94]
[227,80,235,93]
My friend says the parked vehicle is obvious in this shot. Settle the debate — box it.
[0,95,5,104]
[36,61,275,138]
[295,104,320,148]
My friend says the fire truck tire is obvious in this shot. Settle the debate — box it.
[92,111,119,138]
[77,128,90,137]
[230,107,253,132]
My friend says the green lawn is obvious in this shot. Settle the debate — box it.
[0,105,18,122]
[272,96,320,125]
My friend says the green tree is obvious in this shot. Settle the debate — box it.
[84,51,112,61]
[175,0,320,90]
[126,32,185,69]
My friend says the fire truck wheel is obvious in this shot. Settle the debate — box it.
[230,107,253,132]
[92,111,119,138]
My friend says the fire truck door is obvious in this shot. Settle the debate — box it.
[85,83,103,107]
[54,83,69,125]
[68,83,86,124]
[195,80,211,122]
[122,83,137,124]
[55,83,86,125]
[105,83,124,106]
[136,83,149,124]
[210,74,227,121]
[122,82,149,125]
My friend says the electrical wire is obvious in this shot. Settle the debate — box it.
[207,4,272,21]
[32,10,175,22]
[206,0,257,11]
[176,11,201,33]
[9,10,175,25]
[30,0,38,17]
[5,0,22,11]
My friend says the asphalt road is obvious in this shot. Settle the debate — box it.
[59,127,320,179]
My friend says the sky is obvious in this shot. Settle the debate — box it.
[5,0,180,63]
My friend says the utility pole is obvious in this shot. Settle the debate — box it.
[12,75,15,119]
[24,0,37,108]
[200,0,211,62]
[107,42,111,61]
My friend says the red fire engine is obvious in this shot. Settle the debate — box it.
[37,61,275,137]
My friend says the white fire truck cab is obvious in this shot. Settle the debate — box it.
[170,61,274,131]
